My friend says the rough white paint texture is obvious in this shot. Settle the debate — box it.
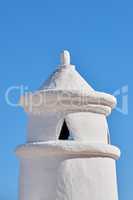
[28,112,63,142]
[19,156,118,200]
[66,112,108,142]
[20,51,116,116]
[56,158,118,200]
[40,50,93,92]
[16,142,120,159]
[17,51,120,200]
[40,65,94,92]
[28,112,108,142]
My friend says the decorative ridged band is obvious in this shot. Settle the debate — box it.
[16,141,120,160]
[20,90,116,116]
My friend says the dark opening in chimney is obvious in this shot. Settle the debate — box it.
[59,121,70,140]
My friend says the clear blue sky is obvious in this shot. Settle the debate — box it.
[0,0,132,199]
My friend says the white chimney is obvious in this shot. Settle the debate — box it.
[16,50,120,200]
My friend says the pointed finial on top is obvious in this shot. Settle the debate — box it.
[60,50,70,66]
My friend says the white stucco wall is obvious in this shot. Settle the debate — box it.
[27,112,63,142]
[66,112,108,142]
[28,112,108,143]
[19,155,118,200]
[17,51,119,200]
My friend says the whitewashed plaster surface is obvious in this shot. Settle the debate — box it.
[16,51,120,200]
[19,155,119,200]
